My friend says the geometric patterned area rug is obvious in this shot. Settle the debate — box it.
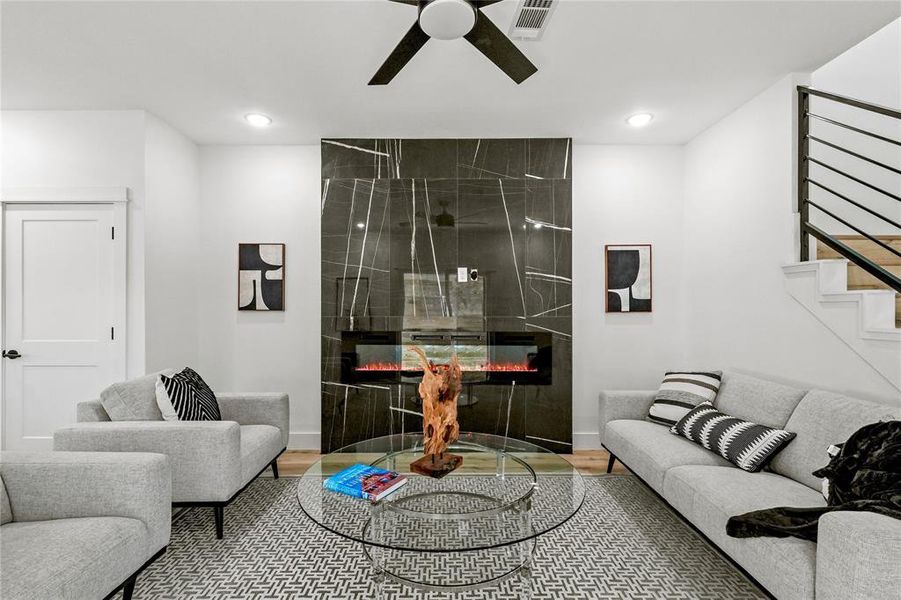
[133,475,766,599]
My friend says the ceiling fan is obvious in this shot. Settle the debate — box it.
[370,0,538,86]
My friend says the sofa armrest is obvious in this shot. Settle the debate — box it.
[216,392,289,448]
[598,390,656,445]
[54,421,241,502]
[0,451,171,552]
[816,511,901,600]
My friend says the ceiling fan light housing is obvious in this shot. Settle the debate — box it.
[419,0,477,40]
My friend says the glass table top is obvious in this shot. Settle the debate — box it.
[296,432,585,552]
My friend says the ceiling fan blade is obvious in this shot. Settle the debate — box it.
[471,0,504,6]
[369,21,431,85]
[464,12,537,84]
[387,0,419,4]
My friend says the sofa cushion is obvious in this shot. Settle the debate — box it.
[240,425,283,487]
[648,370,722,427]
[100,371,173,421]
[604,419,732,493]
[0,474,11,525]
[714,371,806,429]
[156,368,221,422]
[769,390,901,491]
[671,403,796,472]
[663,465,824,600]
[0,516,148,600]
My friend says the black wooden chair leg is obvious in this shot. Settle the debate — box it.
[271,459,279,479]
[606,454,617,474]
[121,576,137,600]
[214,505,224,539]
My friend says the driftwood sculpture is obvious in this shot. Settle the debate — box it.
[408,346,463,478]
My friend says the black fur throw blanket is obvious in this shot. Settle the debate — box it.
[726,420,901,542]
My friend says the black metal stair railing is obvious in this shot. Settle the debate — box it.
[797,85,901,293]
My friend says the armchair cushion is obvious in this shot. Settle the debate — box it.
[156,368,222,421]
[1,516,148,600]
[100,370,172,421]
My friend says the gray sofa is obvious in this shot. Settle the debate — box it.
[53,375,289,539]
[0,451,171,600]
[600,370,901,600]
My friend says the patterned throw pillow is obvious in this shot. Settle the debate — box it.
[155,367,221,421]
[671,403,796,472]
[648,371,722,427]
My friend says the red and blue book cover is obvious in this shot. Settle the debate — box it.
[323,463,407,501]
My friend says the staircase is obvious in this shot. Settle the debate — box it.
[783,259,900,389]
[788,86,900,391]
[817,236,901,327]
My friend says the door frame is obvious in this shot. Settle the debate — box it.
[1,187,129,447]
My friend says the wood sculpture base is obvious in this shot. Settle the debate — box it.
[410,453,463,479]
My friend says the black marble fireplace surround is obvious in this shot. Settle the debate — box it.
[320,138,572,453]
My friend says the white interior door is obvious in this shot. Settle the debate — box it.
[3,203,124,450]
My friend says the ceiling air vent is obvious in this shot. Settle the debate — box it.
[508,0,557,41]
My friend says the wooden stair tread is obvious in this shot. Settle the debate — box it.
[816,237,901,328]
[817,236,901,266]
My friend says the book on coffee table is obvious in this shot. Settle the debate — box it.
[323,463,407,501]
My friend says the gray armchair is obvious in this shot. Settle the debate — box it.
[0,451,171,600]
[54,392,289,538]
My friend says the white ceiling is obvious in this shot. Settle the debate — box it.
[2,1,899,145]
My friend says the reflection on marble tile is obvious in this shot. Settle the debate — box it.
[525,179,572,317]
[321,139,572,452]
[527,139,572,180]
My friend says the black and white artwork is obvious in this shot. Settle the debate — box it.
[239,243,285,311]
[606,244,652,313]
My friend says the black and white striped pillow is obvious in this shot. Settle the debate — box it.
[648,371,722,427]
[155,367,221,421]
[671,403,796,472]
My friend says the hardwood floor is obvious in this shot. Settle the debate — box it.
[277,449,628,477]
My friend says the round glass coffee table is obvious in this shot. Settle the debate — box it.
[296,432,585,598]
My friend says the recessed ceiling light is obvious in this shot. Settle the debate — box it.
[626,113,654,127]
[356,222,366,230]
[245,113,272,127]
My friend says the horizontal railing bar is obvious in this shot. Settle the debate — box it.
[804,223,901,293]
[798,85,901,120]
[807,200,901,259]
[808,113,901,148]
[808,179,901,230]
[808,157,901,202]
[808,135,901,176]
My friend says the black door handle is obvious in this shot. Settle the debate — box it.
[2,350,21,360]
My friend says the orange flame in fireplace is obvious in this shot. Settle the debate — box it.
[355,361,537,372]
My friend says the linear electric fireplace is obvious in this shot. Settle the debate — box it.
[341,331,552,385]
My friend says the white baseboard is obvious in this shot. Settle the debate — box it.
[572,431,600,450]
[287,432,321,450]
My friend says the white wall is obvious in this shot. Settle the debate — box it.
[683,75,900,403]
[571,145,686,447]
[1,110,148,377]
[197,146,321,448]
[807,18,901,237]
[144,113,201,371]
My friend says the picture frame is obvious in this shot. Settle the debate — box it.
[238,243,285,311]
[605,244,652,313]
